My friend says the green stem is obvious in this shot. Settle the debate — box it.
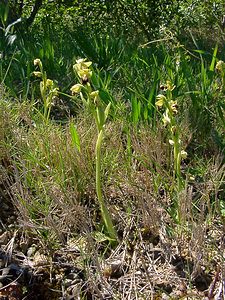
[42,98,49,124]
[95,129,117,241]
[173,136,180,177]
[46,97,52,123]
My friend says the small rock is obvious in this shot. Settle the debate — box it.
[161,293,170,300]
[103,259,123,278]
[27,246,36,257]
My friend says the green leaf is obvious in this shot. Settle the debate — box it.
[92,231,115,243]
[69,123,81,152]
[131,96,141,124]
[209,43,218,72]
[97,106,105,130]
[104,102,111,123]
[193,49,206,54]
[3,3,9,23]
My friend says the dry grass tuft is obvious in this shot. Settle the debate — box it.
[0,100,224,298]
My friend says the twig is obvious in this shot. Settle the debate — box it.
[139,37,173,48]
[208,267,220,299]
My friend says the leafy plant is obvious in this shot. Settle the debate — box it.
[71,58,117,242]
[156,80,187,222]
[33,58,58,123]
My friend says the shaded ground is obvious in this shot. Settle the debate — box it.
[0,181,224,300]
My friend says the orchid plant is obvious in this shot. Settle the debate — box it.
[71,59,117,242]
[33,58,58,123]
[156,80,187,190]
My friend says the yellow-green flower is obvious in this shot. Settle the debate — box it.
[170,126,177,134]
[46,79,53,88]
[33,71,42,78]
[166,80,176,91]
[180,150,187,159]
[162,110,171,126]
[155,94,166,107]
[169,100,178,114]
[34,58,42,67]
[70,84,83,95]
[90,90,99,98]
[215,60,225,72]
[74,58,92,79]
[189,175,195,181]
[77,68,92,79]
[75,58,92,69]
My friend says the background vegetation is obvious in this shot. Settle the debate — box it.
[0,1,224,299]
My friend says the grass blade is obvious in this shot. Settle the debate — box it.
[69,122,81,152]
[209,43,218,72]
